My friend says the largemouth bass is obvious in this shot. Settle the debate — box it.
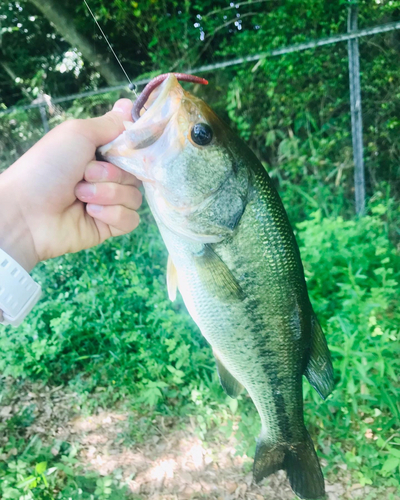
[98,73,334,499]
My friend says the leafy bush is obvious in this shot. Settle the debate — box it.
[1,191,399,494]
[299,201,400,489]
[0,206,216,413]
[228,198,400,493]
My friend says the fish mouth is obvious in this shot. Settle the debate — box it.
[131,73,208,122]
[97,74,186,182]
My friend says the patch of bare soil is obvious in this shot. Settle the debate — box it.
[0,382,396,500]
[70,411,295,500]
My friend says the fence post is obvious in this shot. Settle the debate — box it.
[39,104,49,134]
[348,2,366,215]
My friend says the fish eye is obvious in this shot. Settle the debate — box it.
[190,123,213,146]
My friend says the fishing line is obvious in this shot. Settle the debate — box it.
[83,0,138,97]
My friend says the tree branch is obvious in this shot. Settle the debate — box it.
[28,0,123,86]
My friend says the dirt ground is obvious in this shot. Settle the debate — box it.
[0,382,395,500]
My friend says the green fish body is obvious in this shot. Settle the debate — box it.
[99,74,334,500]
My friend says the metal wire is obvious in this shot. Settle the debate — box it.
[192,20,400,73]
[1,20,400,117]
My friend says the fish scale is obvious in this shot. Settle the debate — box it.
[99,73,334,500]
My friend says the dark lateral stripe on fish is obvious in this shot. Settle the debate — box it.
[238,272,297,443]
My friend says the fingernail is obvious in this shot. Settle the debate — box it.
[87,204,103,213]
[86,164,107,181]
[76,183,96,199]
[112,98,133,114]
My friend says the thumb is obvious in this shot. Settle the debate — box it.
[86,98,134,147]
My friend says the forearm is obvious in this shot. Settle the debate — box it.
[0,169,38,272]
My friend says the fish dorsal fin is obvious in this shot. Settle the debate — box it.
[167,255,178,302]
[304,314,334,399]
[214,352,243,399]
[194,245,244,300]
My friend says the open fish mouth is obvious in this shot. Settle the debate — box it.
[131,73,208,122]
[97,73,208,184]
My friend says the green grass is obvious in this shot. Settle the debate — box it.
[0,190,399,498]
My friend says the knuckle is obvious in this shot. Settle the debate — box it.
[59,118,85,135]
[104,112,123,131]
[127,211,140,232]
[134,188,143,207]
[112,210,140,236]
[115,205,126,221]
[110,226,125,237]
[123,212,140,234]
[106,164,122,182]
[99,183,118,203]
[126,186,142,208]
[132,211,140,229]
[108,182,119,200]
[121,170,136,185]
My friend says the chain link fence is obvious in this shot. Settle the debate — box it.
[2,10,400,213]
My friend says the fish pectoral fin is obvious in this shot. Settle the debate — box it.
[194,245,244,300]
[304,313,334,400]
[167,255,178,302]
[214,353,243,399]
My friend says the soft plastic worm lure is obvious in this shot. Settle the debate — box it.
[131,73,208,121]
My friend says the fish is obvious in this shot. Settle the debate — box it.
[98,73,334,499]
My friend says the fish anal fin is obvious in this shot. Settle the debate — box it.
[194,245,244,300]
[167,255,178,302]
[304,314,334,400]
[214,352,243,399]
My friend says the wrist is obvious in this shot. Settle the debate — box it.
[0,170,39,272]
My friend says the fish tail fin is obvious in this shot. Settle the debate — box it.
[253,432,325,500]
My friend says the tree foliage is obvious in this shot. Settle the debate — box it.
[1,0,400,206]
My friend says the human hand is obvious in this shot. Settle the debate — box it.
[0,99,142,271]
